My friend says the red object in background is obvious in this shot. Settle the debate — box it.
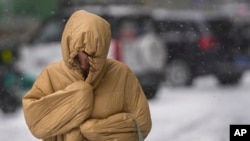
[113,39,122,61]
[199,36,218,51]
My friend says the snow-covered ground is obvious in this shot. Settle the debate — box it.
[1,71,250,141]
[147,71,250,141]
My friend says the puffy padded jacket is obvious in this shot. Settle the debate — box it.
[22,10,152,141]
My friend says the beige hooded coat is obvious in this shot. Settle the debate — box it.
[22,10,152,141]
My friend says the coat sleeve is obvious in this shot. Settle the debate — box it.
[22,67,93,139]
[125,71,152,138]
[124,70,152,138]
[80,69,152,141]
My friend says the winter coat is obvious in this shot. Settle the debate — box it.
[22,10,152,141]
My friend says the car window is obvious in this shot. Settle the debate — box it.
[31,19,65,44]
[206,19,233,38]
[155,20,200,42]
[119,19,139,39]
[107,15,152,39]
[237,24,250,40]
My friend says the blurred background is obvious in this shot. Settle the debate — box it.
[1,0,250,140]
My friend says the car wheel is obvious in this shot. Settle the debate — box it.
[0,90,19,113]
[216,73,242,85]
[143,85,158,99]
[138,74,162,99]
[1,104,17,113]
[165,59,193,86]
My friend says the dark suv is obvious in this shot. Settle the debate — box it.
[152,9,250,86]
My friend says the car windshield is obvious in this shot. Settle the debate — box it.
[206,19,234,38]
[31,19,65,44]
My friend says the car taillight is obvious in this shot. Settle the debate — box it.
[113,39,122,61]
[199,36,218,51]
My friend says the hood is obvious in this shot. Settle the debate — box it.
[61,10,111,85]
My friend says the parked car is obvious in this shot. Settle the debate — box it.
[16,5,167,99]
[152,9,250,86]
[0,39,21,113]
[233,18,250,65]
[16,16,65,78]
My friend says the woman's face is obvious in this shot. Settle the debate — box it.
[77,51,90,78]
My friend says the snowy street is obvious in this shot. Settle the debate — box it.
[1,71,250,141]
[147,72,250,141]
